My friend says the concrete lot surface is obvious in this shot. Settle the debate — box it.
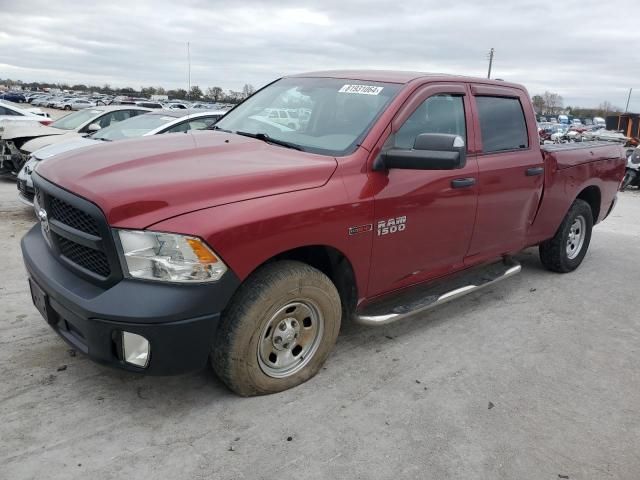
[1,177,639,480]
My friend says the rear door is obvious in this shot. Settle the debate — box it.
[465,85,544,262]
[368,83,479,297]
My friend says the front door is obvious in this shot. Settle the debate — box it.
[368,83,479,298]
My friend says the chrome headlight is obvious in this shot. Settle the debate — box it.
[116,230,228,283]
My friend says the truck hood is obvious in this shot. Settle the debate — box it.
[37,130,338,228]
[32,136,97,160]
[0,123,66,141]
[23,131,85,154]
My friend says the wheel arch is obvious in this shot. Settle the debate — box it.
[249,245,358,319]
[576,184,601,223]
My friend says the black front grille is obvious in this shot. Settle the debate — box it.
[55,233,111,277]
[34,175,121,284]
[49,196,100,236]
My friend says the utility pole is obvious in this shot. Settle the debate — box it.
[625,87,633,113]
[487,48,495,79]
[187,41,191,101]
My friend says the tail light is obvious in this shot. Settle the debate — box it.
[39,119,52,126]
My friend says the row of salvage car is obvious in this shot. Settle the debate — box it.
[0,102,228,205]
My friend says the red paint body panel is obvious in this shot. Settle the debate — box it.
[35,71,626,308]
[37,130,338,228]
[465,83,545,262]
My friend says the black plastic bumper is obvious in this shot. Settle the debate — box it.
[21,225,240,375]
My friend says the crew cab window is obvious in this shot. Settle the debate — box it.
[394,95,466,149]
[476,96,528,153]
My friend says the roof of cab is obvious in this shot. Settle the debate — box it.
[289,70,524,89]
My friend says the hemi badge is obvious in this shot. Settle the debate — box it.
[348,224,373,236]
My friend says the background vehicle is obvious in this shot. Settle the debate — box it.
[134,101,163,109]
[0,101,52,126]
[593,116,607,127]
[21,71,625,396]
[0,106,150,178]
[0,92,26,103]
[58,98,97,110]
[31,96,55,107]
[17,109,226,205]
[622,147,640,190]
[165,102,190,110]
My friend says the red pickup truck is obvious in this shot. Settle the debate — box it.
[22,71,625,396]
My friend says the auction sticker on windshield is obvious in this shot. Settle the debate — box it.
[339,85,383,95]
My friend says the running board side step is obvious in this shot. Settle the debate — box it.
[354,257,522,326]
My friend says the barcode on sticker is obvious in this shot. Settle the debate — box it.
[338,84,383,95]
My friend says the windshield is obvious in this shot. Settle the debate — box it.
[93,113,175,140]
[215,77,401,155]
[50,109,104,130]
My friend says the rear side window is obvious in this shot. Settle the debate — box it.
[476,96,528,153]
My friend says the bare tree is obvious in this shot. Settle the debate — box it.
[531,94,545,114]
[542,91,563,115]
[242,84,255,99]
[206,86,223,101]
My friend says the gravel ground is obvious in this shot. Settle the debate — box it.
[1,177,639,480]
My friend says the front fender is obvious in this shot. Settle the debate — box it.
[148,177,374,300]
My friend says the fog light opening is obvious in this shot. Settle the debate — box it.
[122,332,150,368]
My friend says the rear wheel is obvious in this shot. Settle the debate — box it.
[64,105,71,110]
[211,260,341,396]
[539,199,593,273]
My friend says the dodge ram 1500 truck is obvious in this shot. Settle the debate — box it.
[21,71,625,396]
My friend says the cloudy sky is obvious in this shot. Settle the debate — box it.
[0,0,638,110]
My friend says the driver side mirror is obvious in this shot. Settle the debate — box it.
[374,133,466,171]
[87,123,101,132]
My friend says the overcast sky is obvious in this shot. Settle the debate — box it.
[0,0,638,110]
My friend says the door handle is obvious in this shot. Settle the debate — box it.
[526,166,544,176]
[451,177,476,188]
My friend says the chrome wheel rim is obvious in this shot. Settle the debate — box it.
[257,299,324,378]
[566,215,586,260]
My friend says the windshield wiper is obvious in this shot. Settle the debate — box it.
[235,131,304,151]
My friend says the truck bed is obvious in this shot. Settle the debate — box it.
[526,141,626,246]
[542,141,624,169]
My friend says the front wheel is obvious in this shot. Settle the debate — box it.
[539,199,593,273]
[64,105,71,110]
[212,260,341,396]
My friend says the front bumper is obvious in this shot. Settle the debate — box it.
[22,225,240,375]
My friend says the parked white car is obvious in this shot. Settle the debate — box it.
[0,101,52,128]
[17,109,226,204]
[0,105,150,178]
[58,98,97,110]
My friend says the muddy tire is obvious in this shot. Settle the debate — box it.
[211,260,341,396]
[539,199,593,273]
